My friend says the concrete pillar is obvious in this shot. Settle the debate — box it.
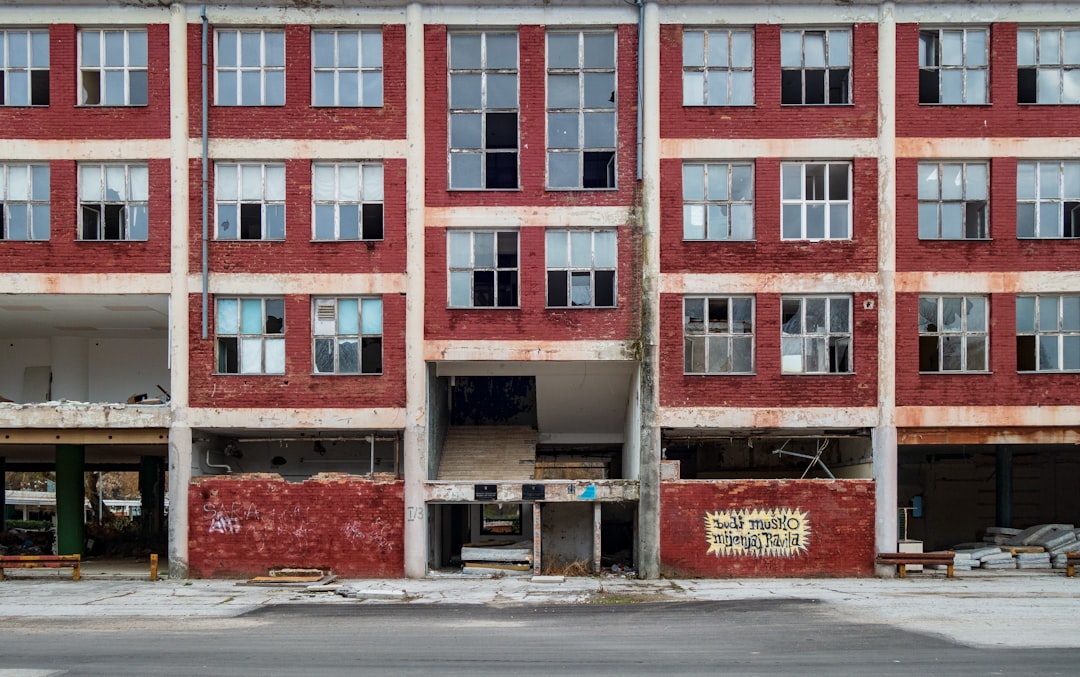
[50,337,89,401]
[532,502,542,575]
[139,455,166,542]
[55,445,85,556]
[995,446,1013,528]
[593,502,602,574]
[0,456,6,532]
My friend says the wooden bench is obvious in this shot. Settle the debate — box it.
[876,551,955,578]
[0,555,81,581]
[1067,552,1080,578]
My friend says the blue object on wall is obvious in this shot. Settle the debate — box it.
[911,495,923,518]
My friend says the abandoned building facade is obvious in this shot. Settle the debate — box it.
[1,0,1078,578]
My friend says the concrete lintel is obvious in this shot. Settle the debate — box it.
[896,406,1080,429]
[186,407,407,430]
[659,407,878,430]
[899,427,1080,446]
[0,428,168,445]
[0,405,171,430]
[425,340,635,363]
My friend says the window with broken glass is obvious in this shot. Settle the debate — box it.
[682,28,754,106]
[0,30,50,106]
[781,162,850,239]
[545,228,616,308]
[781,295,851,374]
[547,30,617,189]
[312,297,383,375]
[1018,28,1080,104]
[918,28,988,104]
[447,230,518,308]
[780,28,850,105]
[448,31,518,190]
[0,164,49,240]
[215,162,285,240]
[1016,294,1080,372]
[312,29,382,107]
[78,163,147,241]
[215,29,285,106]
[215,297,285,374]
[918,295,988,372]
[1017,160,1080,238]
[312,162,383,241]
[78,29,146,106]
[683,296,754,374]
[683,162,754,240]
[918,161,988,239]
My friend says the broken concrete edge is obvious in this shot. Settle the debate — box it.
[530,575,565,583]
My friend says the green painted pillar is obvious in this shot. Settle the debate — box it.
[55,445,85,556]
[139,455,165,542]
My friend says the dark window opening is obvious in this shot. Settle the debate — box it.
[1065,202,1080,238]
[547,270,568,307]
[583,152,615,189]
[314,338,334,373]
[1017,336,1037,371]
[81,71,101,105]
[362,203,383,239]
[473,270,495,307]
[496,270,518,307]
[919,336,940,371]
[496,232,517,267]
[30,71,49,106]
[1018,68,1037,104]
[486,112,517,149]
[965,201,988,238]
[217,337,239,373]
[919,69,939,103]
[361,336,382,374]
[485,152,517,189]
[0,204,5,238]
[781,70,802,104]
[828,68,849,104]
[103,204,124,239]
[265,301,284,333]
[595,270,615,307]
[0,72,4,105]
[828,337,850,373]
[804,69,825,104]
[240,203,262,239]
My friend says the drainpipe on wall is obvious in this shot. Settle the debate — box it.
[636,0,643,180]
[201,6,209,339]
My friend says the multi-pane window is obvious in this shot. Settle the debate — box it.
[780,29,850,105]
[683,162,754,240]
[683,296,754,374]
[447,230,518,308]
[312,162,383,241]
[918,295,988,372]
[682,29,753,106]
[1017,161,1080,238]
[918,161,988,239]
[0,164,49,240]
[781,295,852,374]
[312,29,382,107]
[0,30,49,106]
[215,297,284,374]
[215,163,285,240]
[448,31,518,190]
[78,29,147,106]
[215,29,285,106]
[918,28,988,104]
[1017,295,1080,371]
[547,30,617,189]
[1018,28,1080,104]
[545,229,617,308]
[312,297,383,375]
[781,162,851,239]
[78,163,148,241]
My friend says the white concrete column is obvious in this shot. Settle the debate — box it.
[50,337,89,401]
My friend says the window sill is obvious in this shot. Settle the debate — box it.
[76,239,147,243]
[684,371,756,376]
[212,372,284,376]
[212,103,286,108]
[545,187,619,192]
[682,103,756,108]
[311,104,383,109]
[310,239,383,243]
[1017,236,1080,240]
[917,237,992,242]
[76,104,149,108]
[213,238,286,242]
[779,237,853,242]
[780,103,855,107]
[917,370,993,375]
[545,305,618,310]
[781,371,853,376]
[447,306,521,310]
[311,372,382,376]
[0,104,50,108]
[683,238,756,243]
[917,102,992,107]
[1016,369,1080,374]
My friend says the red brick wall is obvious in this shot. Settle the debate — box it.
[661,479,876,577]
[188,474,404,578]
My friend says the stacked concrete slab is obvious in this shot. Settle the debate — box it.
[941,524,1079,571]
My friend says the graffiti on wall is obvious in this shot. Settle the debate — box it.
[704,508,810,558]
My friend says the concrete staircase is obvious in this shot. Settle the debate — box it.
[436,426,538,481]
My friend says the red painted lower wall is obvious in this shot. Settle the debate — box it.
[661,480,875,577]
[188,474,404,578]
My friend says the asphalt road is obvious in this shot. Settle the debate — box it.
[1,600,1078,676]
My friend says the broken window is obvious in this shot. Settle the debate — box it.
[0,30,50,106]
[1016,160,1080,238]
[918,295,988,372]
[312,297,382,375]
[447,230,518,308]
[684,295,754,374]
[682,28,754,106]
[448,31,518,190]
[1018,28,1080,104]
[781,161,850,239]
[215,297,285,374]
[215,29,284,106]
[1016,294,1080,371]
[78,163,148,241]
[918,161,988,239]
[781,295,852,374]
[547,30,617,189]
[312,29,382,107]
[215,162,285,240]
[918,28,988,104]
[780,28,850,105]
[683,162,754,240]
[545,228,616,308]
[312,162,383,240]
[78,29,147,106]
[0,164,49,240]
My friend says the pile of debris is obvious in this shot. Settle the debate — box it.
[931,524,1078,572]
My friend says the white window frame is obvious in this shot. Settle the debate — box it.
[215,162,285,241]
[0,30,49,106]
[918,295,989,373]
[77,163,148,241]
[78,29,147,106]
[312,297,383,375]
[215,297,285,375]
[781,295,852,374]
[214,29,285,106]
[1018,28,1080,104]
[683,295,755,374]
[780,28,850,105]
[682,28,754,106]
[917,161,989,239]
[918,28,989,105]
[447,229,519,308]
[311,29,383,107]
[545,228,617,308]
[312,162,384,241]
[781,162,851,240]
[0,164,49,240]
[683,162,754,240]
[1017,294,1080,372]
[1016,160,1080,238]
